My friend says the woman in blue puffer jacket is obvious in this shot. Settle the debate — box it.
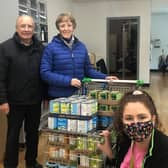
[40,13,117,98]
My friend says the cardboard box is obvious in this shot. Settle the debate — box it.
[88,52,96,67]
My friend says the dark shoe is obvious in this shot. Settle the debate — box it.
[26,161,43,168]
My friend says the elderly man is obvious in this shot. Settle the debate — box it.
[0,15,44,168]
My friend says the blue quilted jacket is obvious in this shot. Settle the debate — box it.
[40,35,107,98]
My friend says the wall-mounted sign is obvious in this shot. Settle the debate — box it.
[151,39,161,48]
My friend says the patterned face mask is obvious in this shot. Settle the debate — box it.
[123,120,154,142]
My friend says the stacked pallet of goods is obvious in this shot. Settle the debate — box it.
[44,95,104,168]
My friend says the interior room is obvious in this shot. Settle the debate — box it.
[0,0,168,167]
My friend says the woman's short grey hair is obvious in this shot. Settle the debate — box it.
[55,13,76,30]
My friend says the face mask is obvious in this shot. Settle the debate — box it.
[123,120,153,142]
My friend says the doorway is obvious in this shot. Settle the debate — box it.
[107,16,140,80]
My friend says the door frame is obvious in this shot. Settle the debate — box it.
[106,16,140,79]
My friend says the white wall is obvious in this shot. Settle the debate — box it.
[46,0,73,41]
[150,0,168,70]
[150,13,168,70]
[0,0,18,42]
[152,0,168,13]
[71,0,151,83]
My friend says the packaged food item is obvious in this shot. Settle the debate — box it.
[60,99,70,114]
[89,90,99,99]
[98,104,109,111]
[59,147,66,160]
[49,98,60,113]
[70,100,81,115]
[87,137,96,152]
[76,137,87,150]
[109,91,123,100]
[77,120,89,133]
[78,95,88,99]
[67,119,77,132]
[69,150,78,167]
[79,154,89,167]
[109,105,119,112]
[57,118,67,130]
[81,99,97,116]
[48,117,57,129]
[48,134,60,145]
[48,146,59,159]
[98,90,110,100]
[69,136,77,150]
[89,153,103,168]
[56,134,65,144]
[48,134,55,143]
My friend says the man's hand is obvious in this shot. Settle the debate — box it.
[106,76,119,80]
[0,103,9,114]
